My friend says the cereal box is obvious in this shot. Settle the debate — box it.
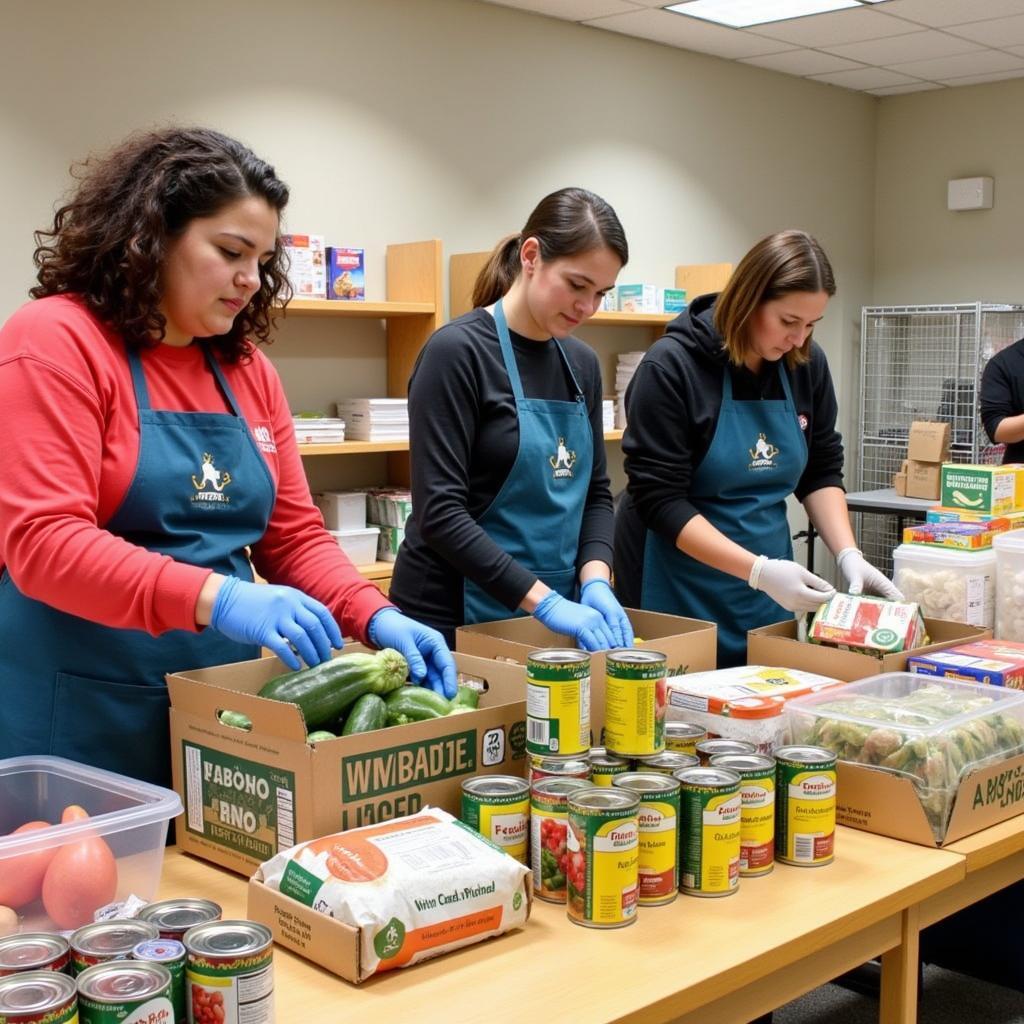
[908,639,1024,688]
[281,234,326,298]
[326,246,365,301]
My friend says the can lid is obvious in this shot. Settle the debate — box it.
[77,960,171,1002]
[613,772,681,794]
[569,787,639,812]
[71,920,159,955]
[774,745,837,765]
[672,766,742,788]
[183,921,273,958]
[0,933,68,970]
[132,939,186,963]
[606,648,667,664]
[709,753,776,772]
[665,721,706,737]
[695,738,757,755]
[634,752,699,769]
[138,899,222,932]
[530,755,590,770]
[462,775,530,797]
[724,695,786,720]
[527,648,590,665]
[0,971,76,1011]
[531,777,593,798]
[588,749,628,767]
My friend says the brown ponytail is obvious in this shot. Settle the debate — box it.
[471,188,628,310]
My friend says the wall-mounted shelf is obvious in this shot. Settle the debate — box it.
[299,430,625,457]
[282,298,435,318]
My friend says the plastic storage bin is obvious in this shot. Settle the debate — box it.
[329,526,380,566]
[893,543,995,628]
[784,673,1024,841]
[0,756,182,932]
[314,491,367,531]
[994,531,1024,641]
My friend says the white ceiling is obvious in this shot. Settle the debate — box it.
[479,0,1024,94]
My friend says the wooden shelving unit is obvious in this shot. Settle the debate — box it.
[299,430,625,457]
[282,298,435,318]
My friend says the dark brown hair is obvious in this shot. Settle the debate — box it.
[714,230,835,369]
[31,127,291,361]
[472,187,628,308]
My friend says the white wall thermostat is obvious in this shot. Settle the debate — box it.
[947,177,994,211]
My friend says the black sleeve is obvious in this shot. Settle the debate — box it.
[622,355,701,542]
[577,359,614,571]
[407,329,537,609]
[980,350,1015,445]
[794,345,845,500]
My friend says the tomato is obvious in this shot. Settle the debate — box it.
[41,808,118,929]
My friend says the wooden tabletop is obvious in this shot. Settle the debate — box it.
[940,811,1024,872]
[161,828,963,1024]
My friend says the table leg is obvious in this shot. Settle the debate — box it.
[879,905,919,1024]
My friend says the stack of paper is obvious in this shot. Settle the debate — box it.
[336,398,409,442]
[615,352,645,432]
[292,416,345,444]
[602,399,615,433]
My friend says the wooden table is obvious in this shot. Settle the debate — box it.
[160,826,963,1024]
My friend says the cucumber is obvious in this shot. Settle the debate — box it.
[342,694,388,735]
[258,648,408,730]
[385,686,451,726]
[450,684,481,711]
[218,710,253,731]
[307,730,337,743]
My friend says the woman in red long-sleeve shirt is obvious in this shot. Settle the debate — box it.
[0,126,455,787]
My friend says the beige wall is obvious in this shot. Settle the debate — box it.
[0,0,877,515]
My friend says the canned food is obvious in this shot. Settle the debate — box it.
[184,921,273,1024]
[530,778,593,903]
[665,721,706,755]
[604,649,667,758]
[526,649,591,757]
[709,754,776,877]
[0,970,77,1023]
[70,921,159,977]
[613,773,680,906]
[674,767,741,897]
[774,746,836,867]
[131,939,185,1024]
[138,898,222,941]
[695,737,757,765]
[77,960,172,1023]
[0,935,69,977]
[460,776,530,863]
[527,755,591,785]
[566,787,640,928]
[633,751,699,776]
[588,748,630,787]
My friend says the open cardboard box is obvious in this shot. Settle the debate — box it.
[168,647,528,875]
[746,617,990,682]
[456,609,716,732]
[836,752,1024,847]
[247,856,533,984]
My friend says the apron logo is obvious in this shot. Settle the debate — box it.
[748,433,780,470]
[549,436,577,479]
[191,452,232,504]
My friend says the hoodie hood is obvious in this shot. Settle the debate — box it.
[664,292,727,367]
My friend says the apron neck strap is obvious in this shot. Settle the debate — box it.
[494,300,585,401]
[126,342,246,419]
[722,359,795,406]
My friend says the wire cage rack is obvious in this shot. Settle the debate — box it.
[856,303,1024,574]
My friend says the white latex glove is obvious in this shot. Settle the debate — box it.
[749,555,836,613]
[836,547,904,601]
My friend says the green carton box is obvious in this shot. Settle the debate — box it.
[940,464,1024,515]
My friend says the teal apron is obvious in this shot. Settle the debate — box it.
[640,362,807,667]
[463,300,593,624]
[0,343,275,788]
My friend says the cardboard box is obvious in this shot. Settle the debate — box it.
[902,519,1009,550]
[747,618,990,682]
[836,753,1024,847]
[658,287,687,314]
[941,463,1024,515]
[456,610,717,733]
[168,649,528,875]
[907,459,942,500]
[908,638,1024,687]
[617,283,658,314]
[247,861,532,984]
[908,420,951,463]
[280,234,326,298]
[326,246,365,301]
[927,507,1024,529]
[894,471,908,496]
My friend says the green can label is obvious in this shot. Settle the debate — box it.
[679,780,741,896]
[182,742,296,861]
[566,797,639,927]
[775,749,836,867]
[604,653,667,757]
[186,950,273,1024]
[527,655,591,757]
[131,943,184,1024]
[0,1003,77,1024]
[79,995,171,1023]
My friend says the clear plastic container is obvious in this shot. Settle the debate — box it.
[784,673,1024,841]
[313,491,367,531]
[893,543,995,628]
[994,531,1024,640]
[0,756,182,932]
[328,526,380,566]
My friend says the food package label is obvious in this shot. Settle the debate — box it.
[808,595,926,654]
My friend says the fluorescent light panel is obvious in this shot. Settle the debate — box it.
[664,0,867,29]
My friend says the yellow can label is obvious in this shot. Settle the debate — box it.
[636,798,679,903]
[781,769,836,865]
[738,777,775,875]
[567,811,639,926]
[604,667,666,757]
[476,799,529,863]
[681,789,740,895]
[527,661,591,757]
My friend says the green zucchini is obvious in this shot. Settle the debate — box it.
[385,685,451,727]
[218,710,253,731]
[307,730,337,743]
[258,648,408,730]
[342,694,388,735]
[450,684,481,711]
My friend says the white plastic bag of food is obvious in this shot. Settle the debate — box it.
[259,807,530,979]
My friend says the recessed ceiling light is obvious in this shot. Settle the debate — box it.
[664,0,865,29]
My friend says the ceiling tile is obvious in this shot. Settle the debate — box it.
[746,7,920,46]
[480,0,643,19]
[888,49,1024,79]
[739,48,864,75]
[810,66,922,89]
[821,28,984,64]
[868,81,944,95]
[875,0,1024,29]
[936,67,1024,85]
[945,13,1024,46]
[583,8,795,57]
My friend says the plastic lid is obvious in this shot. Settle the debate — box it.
[993,531,1024,552]
[893,543,996,565]
[724,696,786,719]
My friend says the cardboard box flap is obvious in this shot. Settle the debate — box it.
[837,762,936,845]
[943,750,1024,844]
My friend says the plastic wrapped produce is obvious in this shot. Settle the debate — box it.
[785,674,1024,841]
[893,545,994,628]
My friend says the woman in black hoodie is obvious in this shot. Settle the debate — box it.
[614,231,899,667]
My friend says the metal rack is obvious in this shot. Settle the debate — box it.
[855,302,1024,573]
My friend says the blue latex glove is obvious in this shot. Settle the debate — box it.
[368,608,458,699]
[579,579,634,649]
[533,591,617,652]
[210,576,343,671]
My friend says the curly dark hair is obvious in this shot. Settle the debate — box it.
[31,126,291,361]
